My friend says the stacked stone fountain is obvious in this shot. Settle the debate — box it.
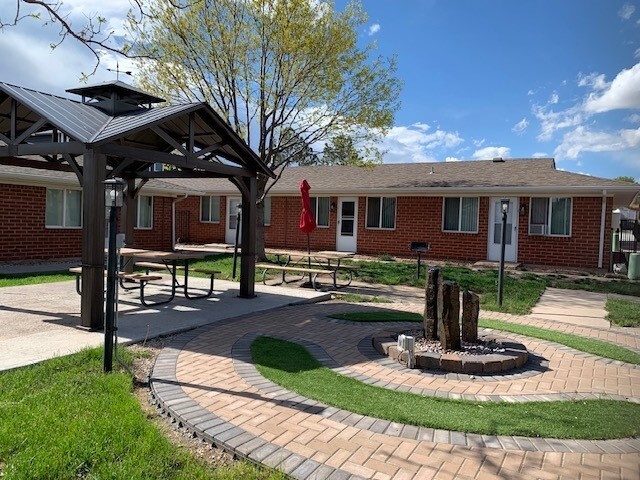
[371,266,528,373]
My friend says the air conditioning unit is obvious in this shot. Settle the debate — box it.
[529,224,546,235]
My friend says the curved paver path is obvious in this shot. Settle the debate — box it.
[150,301,640,480]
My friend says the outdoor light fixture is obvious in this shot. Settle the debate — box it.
[520,203,526,215]
[497,198,509,307]
[103,178,125,373]
[500,198,510,214]
[104,178,125,209]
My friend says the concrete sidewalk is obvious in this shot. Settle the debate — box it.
[0,277,329,371]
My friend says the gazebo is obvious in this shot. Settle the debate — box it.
[0,80,274,329]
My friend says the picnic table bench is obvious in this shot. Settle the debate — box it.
[69,266,166,307]
[256,263,334,290]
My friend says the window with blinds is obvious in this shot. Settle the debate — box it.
[443,197,478,233]
[366,197,396,229]
[529,197,572,236]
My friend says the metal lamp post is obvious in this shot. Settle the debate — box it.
[103,179,124,372]
[497,198,509,307]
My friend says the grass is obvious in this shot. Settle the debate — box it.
[328,311,640,365]
[606,298,640,327]
[478,319,640,365]
[333,293,393,303]
[0,348,283,480]
[0,272,74,288]
[252,336,640,439]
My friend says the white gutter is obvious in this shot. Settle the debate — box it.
[172,194,189,251]
[598,189,607,269]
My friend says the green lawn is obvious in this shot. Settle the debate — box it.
[606,298,640,327]
[252,336,640,440]
[0,348,282,480]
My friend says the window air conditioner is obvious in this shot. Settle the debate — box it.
[529,224,546,235]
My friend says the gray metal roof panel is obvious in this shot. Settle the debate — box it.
[0,82,110,142]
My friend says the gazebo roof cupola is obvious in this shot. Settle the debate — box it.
[66,80,166,115]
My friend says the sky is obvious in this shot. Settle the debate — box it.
[0,0,638,181]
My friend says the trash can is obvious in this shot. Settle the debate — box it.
[629,253,640,280]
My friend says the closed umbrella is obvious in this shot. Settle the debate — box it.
[299,180,317,285]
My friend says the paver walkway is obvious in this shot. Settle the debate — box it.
[150,299,640,480]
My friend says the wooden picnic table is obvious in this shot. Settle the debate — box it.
[262,249,357,289]
[119,248,219,304]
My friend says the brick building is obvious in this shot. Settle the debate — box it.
[1,158,638,270]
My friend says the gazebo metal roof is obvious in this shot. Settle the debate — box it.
[0,80,273,329]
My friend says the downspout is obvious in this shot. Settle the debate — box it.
[172,194,189,251]
[598,189,607,269]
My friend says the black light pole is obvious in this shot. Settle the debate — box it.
[232,204,241,279]
[497,198,509,307]
[103,179,124,373]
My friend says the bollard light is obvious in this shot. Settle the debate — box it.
[497,199,509,307]
[103,178,125,373]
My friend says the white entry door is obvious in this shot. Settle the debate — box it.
[225,197,242,244]
[488,197,519,262]
[336,197,358,252]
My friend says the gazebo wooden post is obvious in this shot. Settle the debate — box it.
[80,149,107,329]
[121,177,136,273]
[239,176,257,298]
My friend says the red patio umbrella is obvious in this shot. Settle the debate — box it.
[299,180,317,284]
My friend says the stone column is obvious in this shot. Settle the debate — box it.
[462,290,480,343]
[438,281,461,351]
[423,266,441,340]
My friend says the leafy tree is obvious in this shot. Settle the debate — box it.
[128,0,401,257]
[321,134,365,166]
[615,175,637,184]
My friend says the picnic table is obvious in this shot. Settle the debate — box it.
[257,249,357,290]
[119,248,220,305]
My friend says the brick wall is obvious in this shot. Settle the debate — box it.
[517,196,612,269]
[0,183,83,262]
[0,183,174,262]
[175,196,226,244]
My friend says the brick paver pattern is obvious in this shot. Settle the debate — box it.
[154,300,640,480]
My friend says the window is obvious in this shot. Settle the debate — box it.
[200,195,220,223]
[443,197,478,232]
[310,197,330,227]
[46,188,82,228]
[263,197,271,226]
[366,197,396,229]
[529,197,572,236]
[135,195,153,229]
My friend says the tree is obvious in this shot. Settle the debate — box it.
[615,175,637,184]
[128,0,401,258]
[2,0,401,259]
[321,134,365,166]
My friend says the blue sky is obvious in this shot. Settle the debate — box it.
[351,0,640,180]
[0,0,638,181]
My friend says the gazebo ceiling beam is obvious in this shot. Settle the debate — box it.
[101,143,253,177]
[151,126,188,156]
[62,153,83,184]
[0,156,75,173]
[138,170,233,179]
[0,142,84,156]
[14,117,48,145]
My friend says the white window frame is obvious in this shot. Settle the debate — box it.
[135,195,153,230]
[310,197,330,228]
[442,197,479,233]
[45,188,83,229]
[263,196,271,226]
[529,197,572,237]
[365,196,396,230]
[200,195,220,223]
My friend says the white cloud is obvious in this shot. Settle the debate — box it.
[584,62,640,112]
[577,72,608,91]
[635,48,640,59]
[472,146,511,159]
[549,91,559,104]
[472,138,486,147]
[444,156,460,162]
[381,123,464,163]
[368,23,381,36]
[626,113,640,123]
[512,117,529,134]
[532,152,549,158]
[554,126,640,160]
[527,89,535,96]
[532,102,584,142]
[618,3,636,20]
